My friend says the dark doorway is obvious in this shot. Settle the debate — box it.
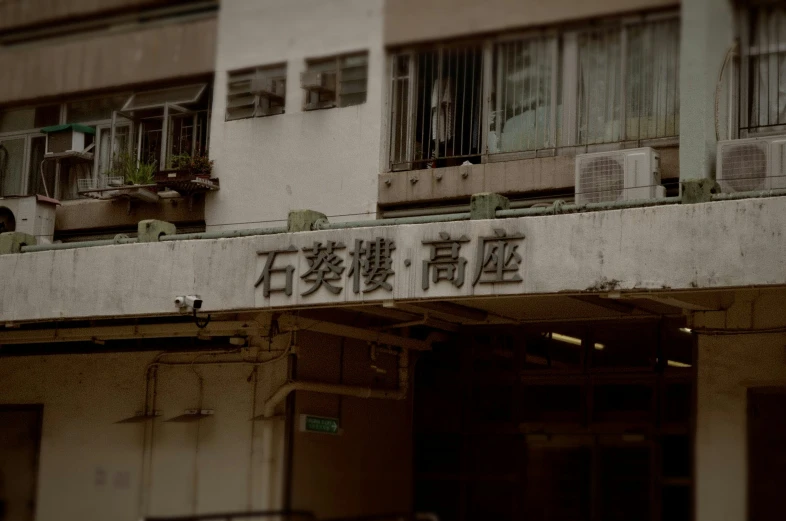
[0,405,42,521]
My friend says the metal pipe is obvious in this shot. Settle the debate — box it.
[161,227,288,241]
[711,188,786,201]
[21,237,137,252]
[496,196,681,218]
[321,212,470,229]
[380,196,562,219]
[260,348,409,418]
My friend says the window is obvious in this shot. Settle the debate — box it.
[389,13,680,170]
[739,4,786,134]
[302,52,368,110]
[226,64,286,120]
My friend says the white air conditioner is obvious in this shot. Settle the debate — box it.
[0,195,59,244]
[575,147,665,204]
[716,135,786,193]
[300,71,336,93]
[250,77,285,100]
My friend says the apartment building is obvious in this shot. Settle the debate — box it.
[0,1,784,521]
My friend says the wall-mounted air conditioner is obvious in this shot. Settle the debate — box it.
[300,71,336,93]
[716,135,786,193]
[250,77,285,101]
[41,124,95,155]
[0,195,59,244]
[575,147,664,204]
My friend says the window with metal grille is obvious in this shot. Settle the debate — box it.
[302,52,368,111]
[226,64,286,121]
[388,13,680,170]
[389,44,484,170]
[739,5,786,134]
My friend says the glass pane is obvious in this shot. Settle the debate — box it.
[0,138,27,196]
[34,105,60,128]
[749,8,786,130]
[339,53,368,107]
[578,27,622,145]
[491,36,555,153]
[140,120,163,167]
[599,446,651,521]
[123,84,206,110]
[98,126,130,175]
[522,443,592,521]
[0,108,35,133]
[626,19,680,139]
[67,96,127,123]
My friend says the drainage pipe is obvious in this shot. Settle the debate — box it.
[261,349,409,418]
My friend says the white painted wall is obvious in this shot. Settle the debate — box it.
[693,291,786,521]
[0,347,289,521]
[206,0,385,231]
[3,197,786,323]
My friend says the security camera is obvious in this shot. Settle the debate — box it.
[174,295,203,311]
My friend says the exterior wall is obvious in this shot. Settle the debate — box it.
[384,0,679,45]
[205,0,384,231]
[55,198,205,236]
[3,197,786,323]
[0,0,197,31]
[291,332,412,517]
[0,17,216,105]
[0,346,289,521]
[693,291,786,521]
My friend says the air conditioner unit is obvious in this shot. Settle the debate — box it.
[575,147,665,204]
[250,77,285,100]
[300,71,336,93]
[716,135,786,193]
[0,195,59,244]
[41,124,95,155]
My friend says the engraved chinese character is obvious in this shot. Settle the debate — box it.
[422,232,470,290]
[473,228,524,285]
[255,246,297,297]
[348,238,396,293]
[301,241,346,296]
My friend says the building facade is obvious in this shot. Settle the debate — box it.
[0,1,785,521]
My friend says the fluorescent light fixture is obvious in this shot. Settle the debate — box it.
[550,332,605,351]
[667,360,692,368]
[679,327,692,334]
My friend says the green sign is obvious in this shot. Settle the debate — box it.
[300,414,340,435]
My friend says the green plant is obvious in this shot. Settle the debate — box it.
[110,152,156,185]
[171,152,214,178]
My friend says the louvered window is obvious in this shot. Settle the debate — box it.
[226,64,287,121]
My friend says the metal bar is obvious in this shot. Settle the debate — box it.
[620,25,628,141]
[109,111,117,177]
[160,102,169,169]
[389,55,399,165]
[460,47,467,157]
[161,227,288,241]
[549,36,558,147]
[21,237,138,252]
[436,46,443,160]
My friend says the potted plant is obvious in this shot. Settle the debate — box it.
[171,151,214,179]
[109,152,157,187]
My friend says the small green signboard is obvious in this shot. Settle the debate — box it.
[300,414,340,435]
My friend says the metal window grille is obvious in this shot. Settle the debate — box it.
[389,45,483,170]
[490,35,558,153]
[740,6,786,132]
[226,64,287,121]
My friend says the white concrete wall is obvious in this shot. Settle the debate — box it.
[206,0,385,231]
[693,291,786,521]
[3,197,786,323]
[0,347,289,521]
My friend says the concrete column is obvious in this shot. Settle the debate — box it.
[693,292,786,521]
[678,0,735,183]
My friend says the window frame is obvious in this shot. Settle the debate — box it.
[737,5,786,138]
[226,63,287,121]
[302,51,369,111]
[386,10,681,171]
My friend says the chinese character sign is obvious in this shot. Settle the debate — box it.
[254,230,524,299]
